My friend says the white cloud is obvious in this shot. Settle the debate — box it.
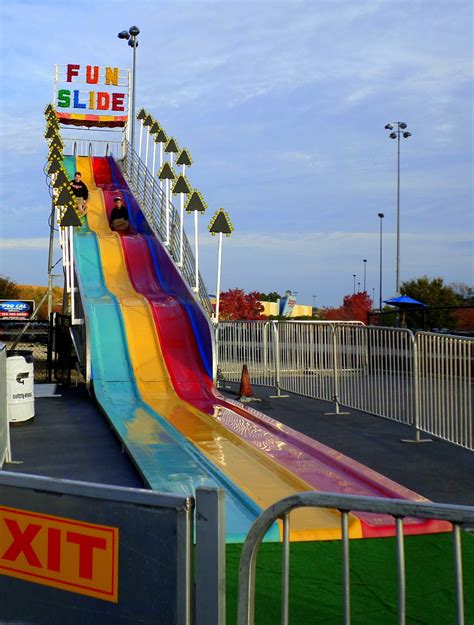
[0,238,50,250]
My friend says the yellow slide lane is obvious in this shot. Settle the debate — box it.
[78,157,362,540]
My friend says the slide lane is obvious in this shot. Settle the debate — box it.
[70,156,273,541]
[88,176,355,542]
[104,156,450,539]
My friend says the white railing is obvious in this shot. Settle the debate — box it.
[0,343,12,467]
[217,321,474,450]
[237,491,474,625]
[121,141,214,318]
[63,138,124,159]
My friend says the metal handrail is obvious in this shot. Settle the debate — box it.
[237,491,474,625]
[120,141,214,318]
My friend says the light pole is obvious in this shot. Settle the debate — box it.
[352,274,356,295]
[357,282,361,293]
[118,25,140,150]
[363,259,367,293]
[378,212,384,311]
[385,121,412,294]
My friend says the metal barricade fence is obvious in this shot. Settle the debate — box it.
[0,342,12,467]
[277,321,340,402]
[237,491,474,625]
[336,325,415,425]
[216,321,474,450]
[416,332,473,450]
[217,322,276,388]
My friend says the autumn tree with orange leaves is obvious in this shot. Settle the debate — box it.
[218,289,267,320]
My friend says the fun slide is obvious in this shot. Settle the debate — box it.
[66,154,449,541]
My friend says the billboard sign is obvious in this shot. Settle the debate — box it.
[0,300,35,319]
[279,291,297,317]
[54,63,130,127]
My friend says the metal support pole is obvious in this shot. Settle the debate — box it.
[325,325,349,415]
[269,321,289,399]
[214,232,223,322]
[165,178,170,246]
[179,162,186,267]
[195,488,226,625]
[401,334,432,443]
[130,39,137,150]
[379,215,383,312]
[396,130,401,295]
[194,210,199,292]
[47,198,55,317]
[281,513,290,625]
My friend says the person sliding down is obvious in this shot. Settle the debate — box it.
[70,172,89,218]
[109,197,130,231]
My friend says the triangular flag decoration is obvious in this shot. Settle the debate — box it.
[176,149,192,167]
[208,210,234,236]
[44,104,54,115]
[158,162,176,180]
[52,170,70,189]
[45,126,56,139]
[185,190,207,214]
[164,137,179,153]
[155,128,167,143]
[60,204,82,227]
[143,114,153,127]
[49,137,64,151]
[137,108,147,120]
[55,186,75,206]
[48,147,63,162]
[48,160,62,175]
[46,113,58,125]
[172,175,191,195]
[150,121,160,134]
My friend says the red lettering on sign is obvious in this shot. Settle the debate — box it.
[66,532,107,579]
[111,92,125,111]
[96,92,110,110]
[86,65,100,84]
[66,64,80,82]
[2,519,42,568]
[47,527,61,572]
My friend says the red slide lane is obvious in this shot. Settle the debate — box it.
[98,170,450,538]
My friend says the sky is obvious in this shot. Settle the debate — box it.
[0,0,472,307]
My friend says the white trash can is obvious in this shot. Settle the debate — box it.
[6,350,35,423]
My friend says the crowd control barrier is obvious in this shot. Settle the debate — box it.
[237,491,474,625]
[217,321,473,450]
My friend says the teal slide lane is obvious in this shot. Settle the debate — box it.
[67,158,272,541]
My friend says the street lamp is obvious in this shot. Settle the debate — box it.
[118,25,140,150]
[378,212,384,311]
[352,274,356,295]
[357,282,361,293]
[363,259,367,293]
[385,121,412,294]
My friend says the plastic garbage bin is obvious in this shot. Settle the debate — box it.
[6,350,35,423]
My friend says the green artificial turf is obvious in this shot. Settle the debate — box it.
[226,531,474,625]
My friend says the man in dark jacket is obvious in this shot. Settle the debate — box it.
[110,196,130,231]
[70,172,89,217]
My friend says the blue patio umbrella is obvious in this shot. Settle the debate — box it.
[383,295,427,308]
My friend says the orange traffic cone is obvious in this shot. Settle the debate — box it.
[238,365,261,403]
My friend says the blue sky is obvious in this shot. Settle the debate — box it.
[0,0,472,307]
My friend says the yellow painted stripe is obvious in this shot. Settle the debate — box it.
[79,157,363,541]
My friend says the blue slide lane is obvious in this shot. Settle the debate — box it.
[67,156,272,541]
